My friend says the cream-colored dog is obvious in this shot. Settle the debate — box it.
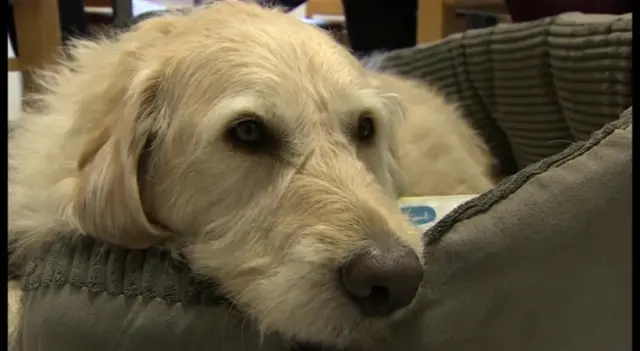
[8,1,496,349]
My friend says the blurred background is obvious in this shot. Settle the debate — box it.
[7,0,630,121]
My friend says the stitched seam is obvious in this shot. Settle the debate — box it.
[425,111,631,245]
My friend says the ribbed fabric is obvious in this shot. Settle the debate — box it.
[377,13,632,173]
[426,107,632,245]
[22,235,227,306]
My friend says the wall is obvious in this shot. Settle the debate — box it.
[8,36,22,122]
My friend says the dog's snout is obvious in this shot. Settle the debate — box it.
[340,246,423,317]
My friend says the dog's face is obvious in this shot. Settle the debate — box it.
[71,2,424,348]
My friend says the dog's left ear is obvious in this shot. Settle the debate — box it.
[70,67,170,249]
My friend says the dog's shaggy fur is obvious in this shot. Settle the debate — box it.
[8,1,495,349]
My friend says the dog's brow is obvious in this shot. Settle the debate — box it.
[202,95,277,133]
[345,89,397,122]
[210,95,269,118]
[367,88,403,113]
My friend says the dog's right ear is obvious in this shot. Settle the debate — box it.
[63,13,185,249]
[69,66,171,249]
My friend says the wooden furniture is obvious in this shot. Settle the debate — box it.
[84,1,201,28]
[8,0,62,94]
[305,0,508,45]
[417,0,509,43]
[83,0,132,28]
[304,0,344,18]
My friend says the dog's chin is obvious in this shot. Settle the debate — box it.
[243,273,418,351]
[205,240,422,350]
[285,302,419,351]
[285,312,402,351]
[285,322,380,351]
[250,288,383,349]
[291,341,346,351]
[225,263,395,350]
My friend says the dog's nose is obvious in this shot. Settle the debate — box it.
[340,246,423,317]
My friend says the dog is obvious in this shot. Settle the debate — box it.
[8,1,496,349]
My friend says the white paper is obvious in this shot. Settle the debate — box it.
[398,195,478,232]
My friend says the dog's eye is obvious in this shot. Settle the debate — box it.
[226,118,274,152]
[356,115,376,144]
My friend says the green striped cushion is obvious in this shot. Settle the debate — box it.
[377,12,632,173]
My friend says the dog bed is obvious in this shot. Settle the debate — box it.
[11,12,632,351]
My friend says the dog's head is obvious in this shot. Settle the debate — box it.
[68,1,424,348]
